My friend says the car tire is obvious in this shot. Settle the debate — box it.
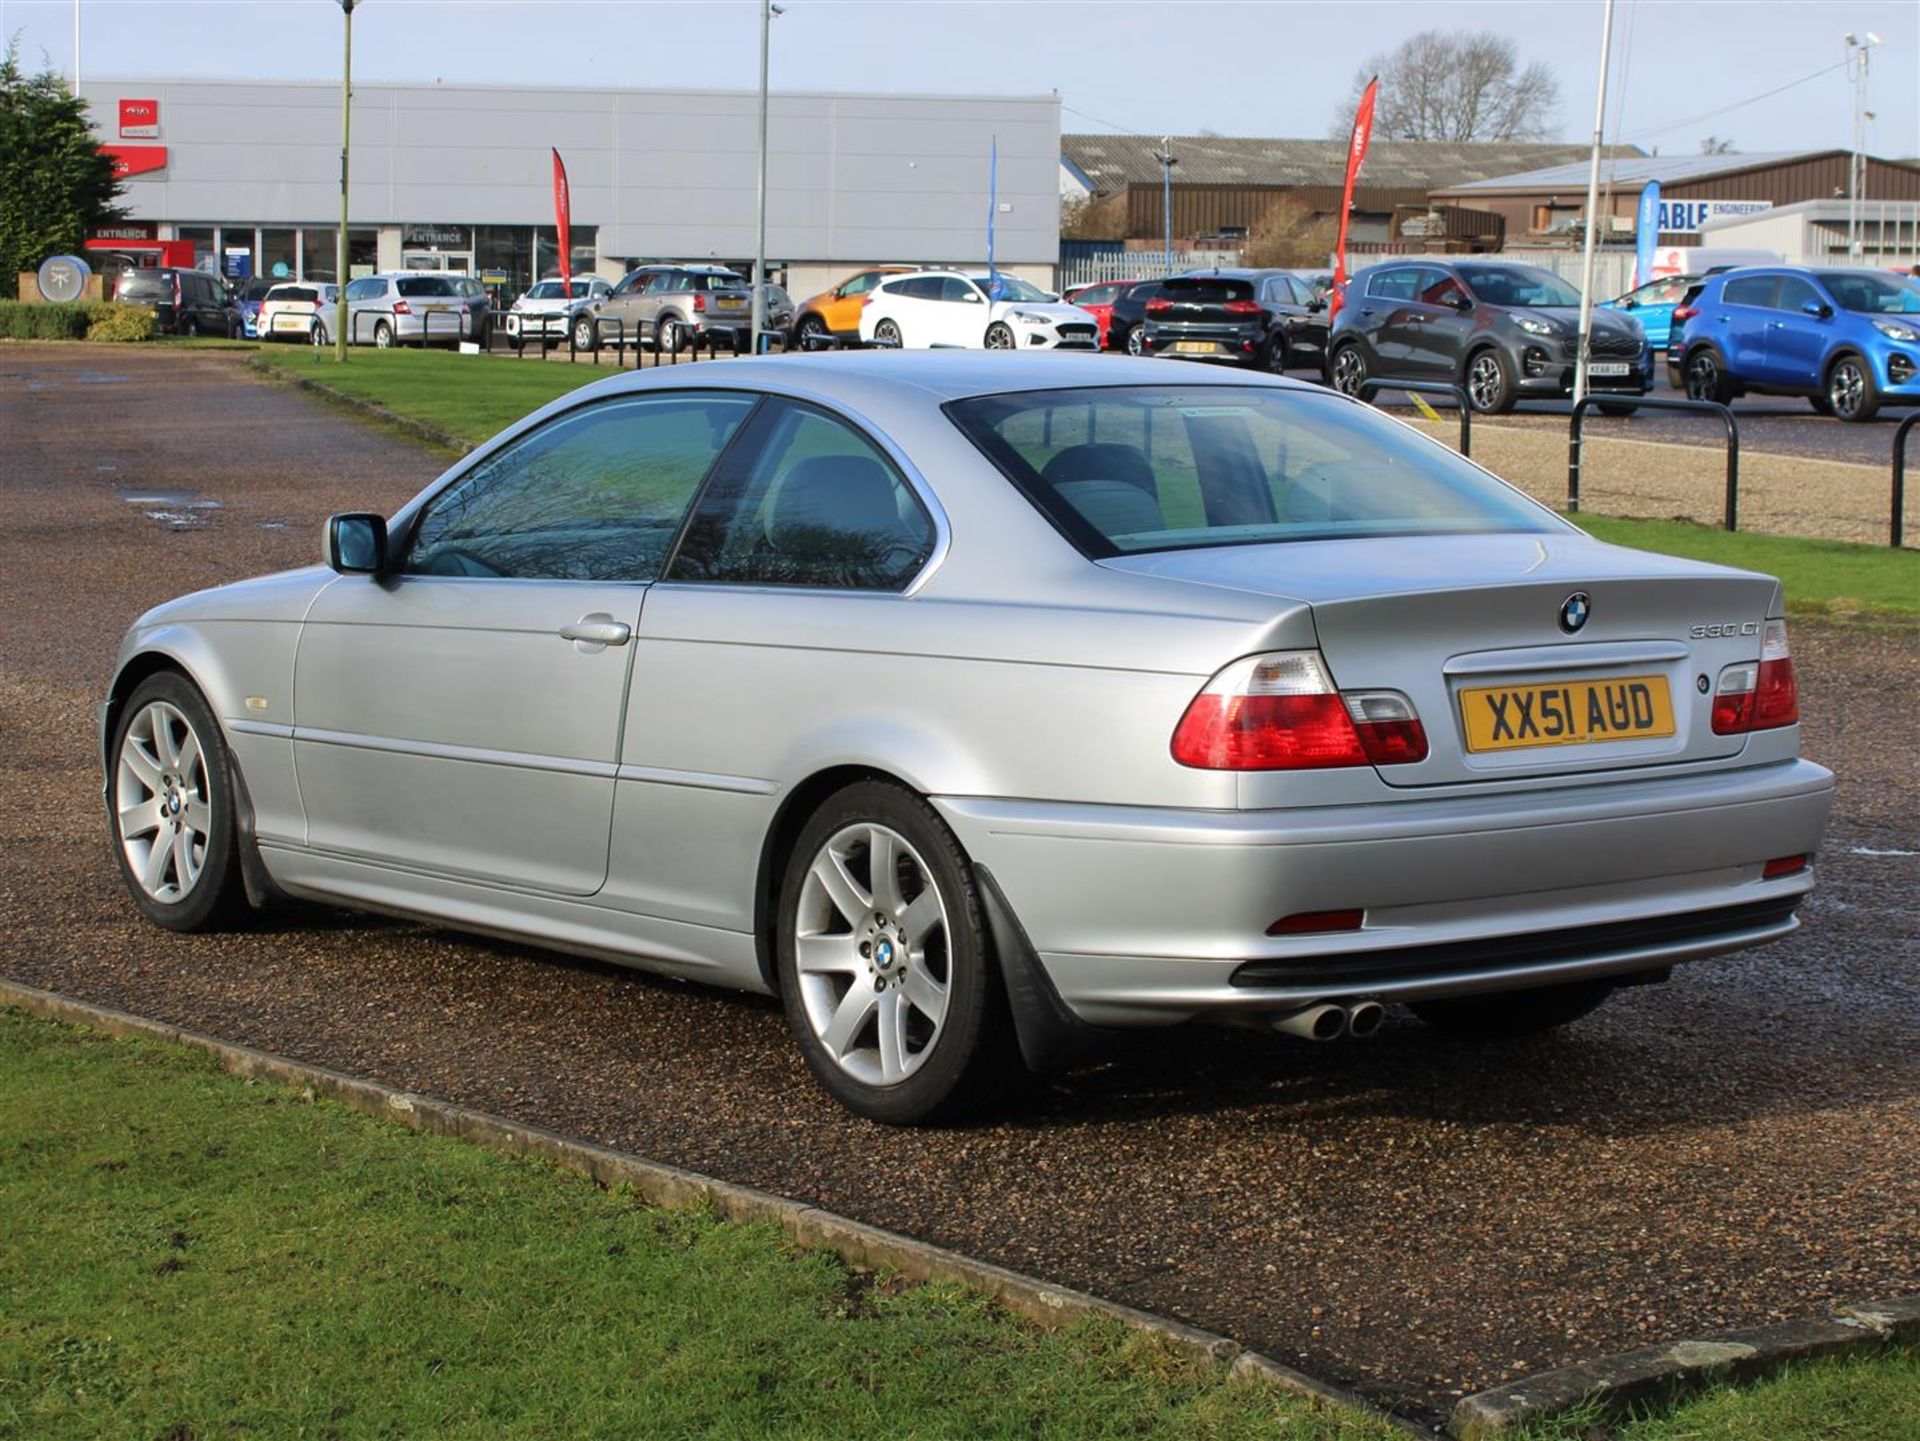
[1124,325,1146,357]
[1595,402,1638,417]
[1825,353,1881,423]
[572,315,598,353]
[776,780,1010,1125]
[1808,393,1834,416]
[507,333,523,353]
[1263,334,1290,375]
[373,321,394,350]
[657,316,684,355]
[310,323,327,348]
[795,313,830,350]
[1329,341,1368,397]
[108,671,248,933]
[984,321,1017,351]
[1411,980,1615,1039]
[872,319,903,349]
[1464,348,1516,414]
[185,317,201,338]
[1683,346,1731,405]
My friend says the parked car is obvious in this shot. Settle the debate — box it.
[857,271,1098,350]
[1601,274,1701,351]
[1667,266,1920,422]
[112,268,244,338]
[578,264,754,353]
[102,352,1831,1124]
[504,276,614,351]
[1106,280,1165,355]
[1062,279,1147,350]
[757,283,795,339]
[790,267,916,348]
[453,274,493,347]
[258,283,341,345]
[1328,260,1652,414]
[233,277,277,338]
[1140,268,1329,375]
[341,274,472,348]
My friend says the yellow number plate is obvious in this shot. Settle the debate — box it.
[1460,675,1675,752]
[1174,340,1218,354]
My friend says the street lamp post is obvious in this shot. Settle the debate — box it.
[1845,31,1882,261]
[1158,138,1177,277]
[751,1,784,354]
[334,0,357,362]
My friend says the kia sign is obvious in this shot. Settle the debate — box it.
[1655,199,1772,234]
[119,98,160,138]
[103,145,169,180]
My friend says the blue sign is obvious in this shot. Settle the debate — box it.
[1634,181,1660,288]
[1654,198,1773,235]
[223,247,252,280]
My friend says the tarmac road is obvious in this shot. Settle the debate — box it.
[3,345,1915,1426]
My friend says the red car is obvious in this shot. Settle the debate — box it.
[1063,279,1148,350]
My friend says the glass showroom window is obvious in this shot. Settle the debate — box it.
[260,228,298,282]
[302,228,378,282]
[175,226,216,272]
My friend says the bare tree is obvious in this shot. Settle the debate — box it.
[1699,134,1736,155]
[1241,196,1338,269]
[1331,30,1560,143]
[1060,191,1130,242]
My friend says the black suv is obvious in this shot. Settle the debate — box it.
[1328,260,1651,414]
[113,268,244,337]
[1140,269,1329,374]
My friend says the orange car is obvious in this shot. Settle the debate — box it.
[790,266,915,346]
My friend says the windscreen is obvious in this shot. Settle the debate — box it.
[980,275,1052,303]
[1816,271,1920,314]
[1459,265,1582,308]
[946,386,1561,557]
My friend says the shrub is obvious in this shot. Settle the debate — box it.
[83,301,155,341]
[1242,196,1340,269]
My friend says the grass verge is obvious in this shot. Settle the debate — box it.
[1575,515,1920,624]
[244,348,1918,625]
[0,1008,1391,1440]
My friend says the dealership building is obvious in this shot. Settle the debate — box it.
[77,78,1061,298]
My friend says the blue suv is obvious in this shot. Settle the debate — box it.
[1667,267,1920,422]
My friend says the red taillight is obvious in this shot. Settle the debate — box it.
[1711,620,1797,735]
[1762,855,1808,880]
[392,299,412,315]
[1266,909,1364,936]
[694,293,707,312]
[1672,304,1698,324]
[1223,298,1261,314]
[1145,297,1172,313]
[1171,652,1427,771]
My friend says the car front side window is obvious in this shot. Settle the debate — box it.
[404,392,757,583]
[669,400,935,591]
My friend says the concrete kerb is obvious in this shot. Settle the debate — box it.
[0,977,1401,1432]
[1449,1298,1920,1439]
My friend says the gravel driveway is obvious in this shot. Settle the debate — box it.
[3,345,1915,1425]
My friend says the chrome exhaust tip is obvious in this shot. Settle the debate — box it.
[1272,1003,1348,1042]
[1344,1000,1386,1038]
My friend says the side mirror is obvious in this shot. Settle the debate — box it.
[1308,296,1328,313]
[1619,297,1637,309]
[962,291,983,304]
[1803,301,1832,319]
[326,513,388,575]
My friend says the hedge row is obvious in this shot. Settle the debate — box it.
[0,301,156,342]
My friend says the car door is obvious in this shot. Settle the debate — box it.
[1716,273,1777,378]
[877,277,939,346]
[599,269,652,346]
[616,396,941,931]
[291,390,759,895]
[1357,266,1424,371]
[1762,275,1831,389]
[939,275,990,346]
[1413,269,1477,378]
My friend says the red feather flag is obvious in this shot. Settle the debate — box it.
[551,148,573,290]
[1330,76,1378,324]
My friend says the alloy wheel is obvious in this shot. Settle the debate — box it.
[1467,353,1504,411]
[1331,345,1366,396]
[984,322,1016,350]
[1125,326,1145,356]
[115,700,212,904]
[1829,360,1865,419]
[792,823,951,1088]
[875,320,902,348]
[1685,352,1720,402]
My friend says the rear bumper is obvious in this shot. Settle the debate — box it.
[934,757,1833,1025]
[1143,320,1265,364]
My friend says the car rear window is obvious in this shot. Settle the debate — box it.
[268,286,318,304]
[396,276,457,297]
[114,272,170,301]
[682,272,745,292]
[945,386,1559,557]
[1161,278,1255,304]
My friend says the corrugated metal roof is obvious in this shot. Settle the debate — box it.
[1061,134,1640,192]
[1437,150,1848,193]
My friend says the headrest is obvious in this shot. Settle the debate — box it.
[1040,443,1157,496]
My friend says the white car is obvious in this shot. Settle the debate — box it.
[505,276,614,350]
[856,271,1099,351]
[258,283,340,345]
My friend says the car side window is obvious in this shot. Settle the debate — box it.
[669,399,935,591]
[1422,272,1469,308]
[898,277,941,301]
[344,278,381,301]
[1366,268,1419,301]
[1722,275,1778,308]
[404,392,757,583]
[1772,277,1821,313]
[840,272,877,298]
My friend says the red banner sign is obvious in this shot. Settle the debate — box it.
[119,98,159,138]
[1330,75,1378,322]
[551,149,572,290]
[103,145,169,180]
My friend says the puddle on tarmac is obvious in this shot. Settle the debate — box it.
[25,372,129,391]
[118,490,224,530]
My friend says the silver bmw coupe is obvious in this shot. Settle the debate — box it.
[103,353,1833,1122]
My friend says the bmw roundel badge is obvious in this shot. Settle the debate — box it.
[1559,591,1592,634]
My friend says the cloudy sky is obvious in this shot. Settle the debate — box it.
[4,0,1916,158]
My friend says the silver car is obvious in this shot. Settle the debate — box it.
[578,264,754,354]
[342,273,471,347]
[101,353,1832,1123]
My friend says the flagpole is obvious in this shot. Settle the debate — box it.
[1573,0,1616,412]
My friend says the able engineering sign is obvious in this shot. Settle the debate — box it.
[1656,198,1773,234]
